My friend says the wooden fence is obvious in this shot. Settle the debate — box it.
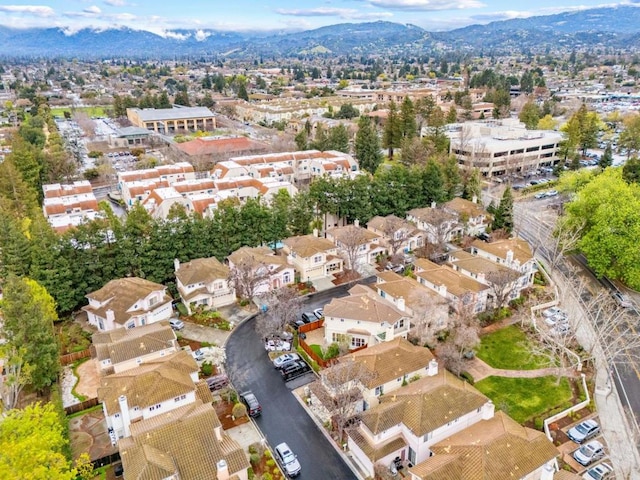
[298,338,332,368]
[60,348,92,366]
[299,319,324,333]
[64,397,99,415]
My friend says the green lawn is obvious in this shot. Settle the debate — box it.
[475,325,549,370]
[475,376,573,423]
[309,344,324,359]
[50,106,108,118]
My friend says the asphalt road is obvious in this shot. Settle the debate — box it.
[226,282,368,480]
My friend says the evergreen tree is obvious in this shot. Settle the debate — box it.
[295,129,309,151]
[355,115,382,173]
[462,168,482,202]
[327,125,350,153]
[492,187,514,233]
[399,96,417,140]
[237,82,249,101]
[599,143,613,169]
[446,105,458,124]
[382,100,401,160]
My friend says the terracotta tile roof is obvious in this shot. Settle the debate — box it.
[345,338,434,388]
[98,350,199,414]
[172,179,216,194]
[448,250,519,277]
[93,321,177,364]
[553,471,583,480]
[176,136,267,156]
[43,181,93,198]
[414,259,489,297]
[326,225,381,244]
[408,454,463,480]
[324,285,406,324]
[83,277,170,326]
[443,197,486,218]
[120,401,249,480]
[175,257,230,287]
[360,369,488,436]
[411,411,558,480]
[283,234,336,258]
[470,237,533,265]
[366,214,413,233]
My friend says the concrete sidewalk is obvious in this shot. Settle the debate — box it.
[465,356,580,383]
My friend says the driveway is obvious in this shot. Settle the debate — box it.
[226,282,365,480]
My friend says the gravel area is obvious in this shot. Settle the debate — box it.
[61,366,81,408]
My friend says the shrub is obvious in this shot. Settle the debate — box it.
[534,417,544,430]
[176,303,188,316]
[201,362,214,376]
[459,371,475,385]
[262,474,273,480]
[264,450,272,459]
[232,402,247,419]
[325,342,340,359]
[266,459,275,468]
[250,453,260,465]
[247,467,255,480]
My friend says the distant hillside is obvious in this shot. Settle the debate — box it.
[1,6,640,59]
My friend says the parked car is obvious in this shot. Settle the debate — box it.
[169,318,185,331]
[476,232,491,242]
[281,360,311,381]
[535,192,547,199]
[573,440,605,466]
[582,462,613,480]
[545,190,559,197]
[542,306,564,318]
[611,291,632,308]
[290,318,305,330]
[550,323,571,336]
[265,338,291,352]
[275,442,301,477]
[239,391,262,417]
[313,308,324,319]
[567,419,601,443]
[113,463,124,478]
[544,311,569,327]
[273,353,301,369]
[205,374,229,392]
[301,312,317,323]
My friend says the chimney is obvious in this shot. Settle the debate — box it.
[106,309,115,327]
[312,228,319,238]
[174,258,180,272]
[397,296,405,312]
[427,359,438,377]
[118,395,131,438]
[354,219,360,228]
[482,400,495,420]
[216,459,230,480]
[472,194,478,204]
[506,249,514,264]
[431,201,436,209]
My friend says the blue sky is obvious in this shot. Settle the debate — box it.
[0,1,636,34]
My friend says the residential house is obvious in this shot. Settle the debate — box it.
[408,411,557,480]
[406,205,463,245]
[118,401,250,480]
[443,197,490,236]
[469,237,537,287]
[174,257,235,314]
[325,222,386,271]
[347,368,495,478]
[282,231,343,282]
[98,350,210,440]
[311,338,439,418]
[227,246,295,296]
[366,215,424,256]
[42,181,101,234]
[323,284,410,348]
[92,321,179,375]
[413,258,490,314]
[448,249,529,307]
[83,277,173,331]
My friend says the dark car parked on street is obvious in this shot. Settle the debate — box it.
[239,391,262,417]
[280,360,311,381]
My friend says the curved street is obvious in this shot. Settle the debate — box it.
[225,283,366,480]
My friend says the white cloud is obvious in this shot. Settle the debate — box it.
[83,6,102,15]
[276,7,393,20]
[0,5,55,17]
[194,29,211,41]
[104,0,127,6]
[367,0,486,11]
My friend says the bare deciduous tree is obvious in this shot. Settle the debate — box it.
[313,359,376,441]
[407,289,448,347]
[435,308,480,376]
[485,267,523,310]
[255,286,302,339]
[334,225,368,273]
[423,208,460,254]
[228,256,271,301]
[379,215,410,257]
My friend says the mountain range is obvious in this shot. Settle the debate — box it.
[1,5,640,59]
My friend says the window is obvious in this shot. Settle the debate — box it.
[408,447,416,466]
[351,337,366,348]
[375,385,384,396]
[149,404,162,411]
[313,255,322,264]
[423,432,432,442]
[213,281,223,290]
[174,394,186,402]
[126,322,135,329]
[394,319,405,329]
[114,413,120,418]
[149,296,158,307]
